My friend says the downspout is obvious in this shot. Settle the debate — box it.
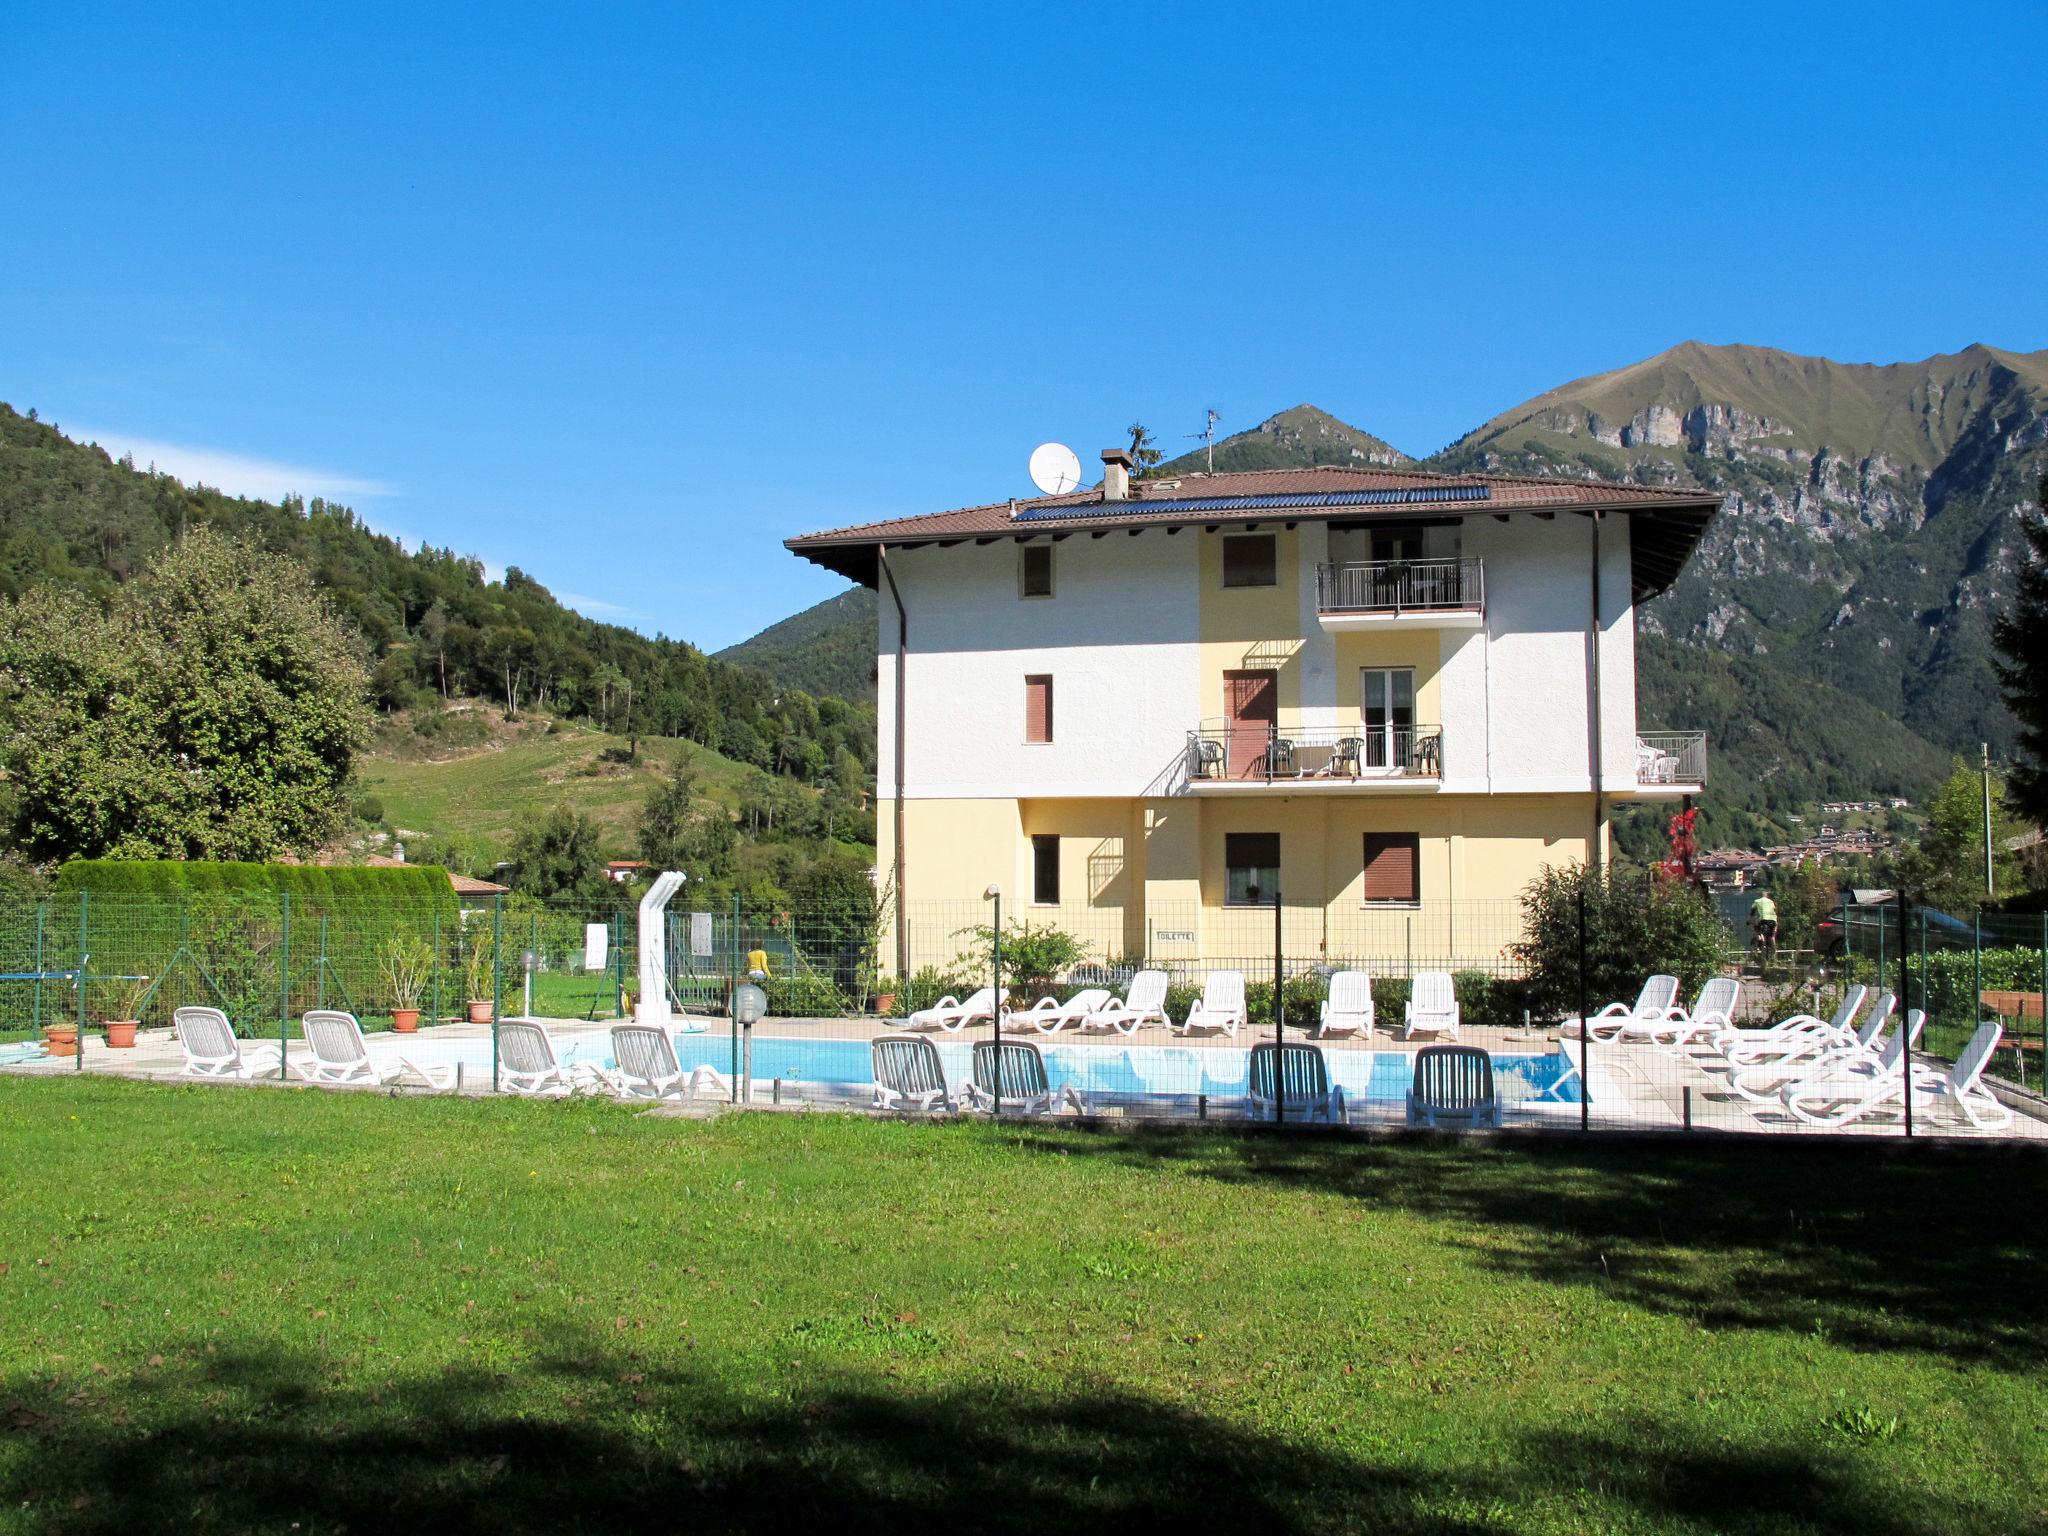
[1588,511,1605,873]
[878,543,910,980]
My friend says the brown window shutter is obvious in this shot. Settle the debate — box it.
[1024,675,1053,743]
[1362,833,1419,903]
[1222,534,1277,588]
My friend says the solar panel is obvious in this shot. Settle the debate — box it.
[1009,484,1491,522]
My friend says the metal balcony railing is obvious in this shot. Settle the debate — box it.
[1187,724,1444,784]
[1315,557,1483,615]
[1636,731,1707,785]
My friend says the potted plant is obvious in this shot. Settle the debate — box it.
[381,933,433,1032]
[98,974,152,1049]
[463,928,494,1024]
[872,975,899,1015]
[43,1021,78,1057]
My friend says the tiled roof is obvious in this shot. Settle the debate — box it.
[786,464,1721,599]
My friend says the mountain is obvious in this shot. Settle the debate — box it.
[716,587,874,700]
[1157,404,1410,477]
[1429,341,2047,765]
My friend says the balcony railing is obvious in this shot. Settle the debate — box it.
[1315,557,1483,615]
[1636,731,1707,785]
[1187,724,1444,785]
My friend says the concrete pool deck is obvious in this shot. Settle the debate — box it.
[6,1012,2045,1142]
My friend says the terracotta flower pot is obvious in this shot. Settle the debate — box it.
[391,1008,421,1033]
[875,992,898,1015]
[466,999,493,1024]
[44,1024,77,1058]
[103,1020,139,1049]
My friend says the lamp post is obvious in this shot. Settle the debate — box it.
[985,884,1002,1116]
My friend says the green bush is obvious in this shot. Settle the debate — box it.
[1510,864,1728,1026]
[951,920,1090,996]
[764,971,845,1018]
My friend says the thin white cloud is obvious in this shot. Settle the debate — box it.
[63,425,400,503]
[557,590,652,625]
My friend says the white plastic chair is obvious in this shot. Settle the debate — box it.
[1782,1016,2008,1130]
[609,1024,728,1102]
[1178,971,1246,1038]
[894,987,996,1034]
[1402,972,1460,1040]
[1011,987,1112,1036]
[1083,970,1173,1034]
[174,1006,299,1080]
[494,1020,614,1097]
[301,1010,457,1090]
[1318,971,1375,1038]
[871,1036,956,1113]
[1580,975,1680,1041]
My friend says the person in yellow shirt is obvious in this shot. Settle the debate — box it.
[744,944,771,979]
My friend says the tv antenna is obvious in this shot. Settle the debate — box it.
[1186,408,1221,472]
[1027,442,1083,496]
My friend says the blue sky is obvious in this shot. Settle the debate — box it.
[5,3,2044,650]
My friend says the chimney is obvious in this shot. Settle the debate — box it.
[1100,447,1134,502]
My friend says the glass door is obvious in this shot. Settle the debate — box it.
[1361,668,1415,768]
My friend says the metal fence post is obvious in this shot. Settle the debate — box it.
[1899,896,1913,1139]
[431,908,442,1027]
[1972,910,1983,1041]
[32,900,45,1035]
[316,915,329,1011]
[611,910,624,1019]
[490,894,504,1092]
[1576,883,1589,1133]
[278,891,291,1079]
[75,891,88,1074]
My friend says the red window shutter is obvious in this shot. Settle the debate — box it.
[1025,675,1053,743]
[1362,834,1419,903]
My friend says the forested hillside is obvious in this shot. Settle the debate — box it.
[716,587,874,700]
[0,404,877,882]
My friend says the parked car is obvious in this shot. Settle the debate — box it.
[1816,902,1972,959]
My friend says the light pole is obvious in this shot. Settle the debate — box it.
[985,883,1002,1116]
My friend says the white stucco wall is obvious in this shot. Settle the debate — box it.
[877,531,1202,798]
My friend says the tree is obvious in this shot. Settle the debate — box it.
[1509,863,1727,1024]
[507,808,609,903]
[1125,423,1162,477]
[637,754,735,880]
[1895,759,2022,911]
[0,530,369,861]
[1994,474,2048,825]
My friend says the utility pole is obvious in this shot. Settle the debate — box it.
[1981,743,1996,899]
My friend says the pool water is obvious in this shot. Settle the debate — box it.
[379,1030,1579,1104]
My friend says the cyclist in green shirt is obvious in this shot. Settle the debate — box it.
[1749,893,1779,955]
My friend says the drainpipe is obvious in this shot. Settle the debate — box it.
[878,543,910,981]
[1588,511,1605,873]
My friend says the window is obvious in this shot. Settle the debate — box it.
[1371,527,1423,563]
[1222,533,1277,588]
[1225,832,1281,906]
[1362,833,1420,905]
[1024,674,1053,743]
[1019,544,1054,598]
[1361,667,1416,768]
[1031,835,1060,905]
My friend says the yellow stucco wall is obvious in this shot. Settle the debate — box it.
[1330,630,1443,728]
[1197,528,1304,722]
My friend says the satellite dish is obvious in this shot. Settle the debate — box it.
[1028,442,1084,496]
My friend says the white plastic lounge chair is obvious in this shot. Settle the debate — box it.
[895,987,996,1034]
[1177,971,1246,1037]
[1580,975,1681,1041]
[1707,985,1870,1065]
[174,1006,299,1080]
[1782,1016,2009,1130]
[1082,970,1174,1034]
[494,1020,614,1097]
[1653,976,1742,1044]
[1011,987,1112,1036]
[1406,1044,1500,1128]
[1248,1042,1346,1123]
[301,1010,457,1091]
[1318,971,1375,1039]
[871,1036,956,1113]
[1729,993,1900,1103]
[1402,972,1460,1040]
[608,1024,729,1102]
[963,1039,1085,1116]
[1543,1034,1643,1102]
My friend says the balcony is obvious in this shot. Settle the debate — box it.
[1315,558,1484,630]
[1635,731,1707,791]
[1185,723,1444,792]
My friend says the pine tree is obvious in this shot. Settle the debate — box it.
[1125,423,1162,476]
[1993,474,2048,824]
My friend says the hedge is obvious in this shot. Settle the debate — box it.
[54,860,456,913]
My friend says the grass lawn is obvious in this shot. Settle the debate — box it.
[0,1078,2042,1534]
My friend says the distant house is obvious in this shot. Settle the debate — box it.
[604,859,651,883]
[363,853,508,905]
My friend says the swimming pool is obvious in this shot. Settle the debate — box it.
[374,1030,1581,1104]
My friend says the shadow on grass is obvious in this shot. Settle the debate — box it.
[998,1124,2048,1369]
[0,1339,1996,1536]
